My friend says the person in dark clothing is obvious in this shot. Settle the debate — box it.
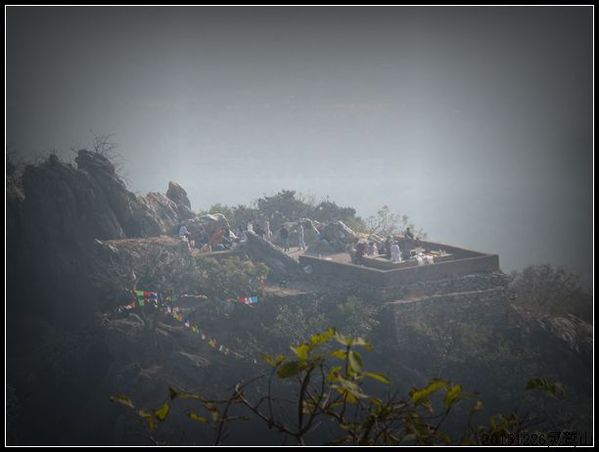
[354,241,367,264]
[405,227,415,240]
[254,224,265,238]
[280,226,290,251]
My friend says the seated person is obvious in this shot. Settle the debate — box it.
[178,224,191,240]
[353,241,367,264]
[367,241,377,256]
[210,227,226,248]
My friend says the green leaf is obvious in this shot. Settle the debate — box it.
[188,411,208,424]
[410,379,448,405]
[261,353,286,367]
[336,376,368,400]
[334,332,351,346]
[110,394,135,409]
[327,366,342,382]
[526,377,566,398]
[154,402,170,422]
[302,399,317,414]
[348,350,363,374]
[176,390,205,401]
[290,343,310,361]
[364,371,391,384]
[331,349,347,360]
[444,384,463,409]
[421,399,434,414]
[203,402,219,422]
[310,328,336,346]
[137,409,157,431]
[349,337,373,351]
[276,360,303,378]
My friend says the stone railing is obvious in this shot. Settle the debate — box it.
[299,241,500,289]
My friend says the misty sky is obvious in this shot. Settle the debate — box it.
[6,6,593,284]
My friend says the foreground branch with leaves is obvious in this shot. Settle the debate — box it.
[112,328,566,445]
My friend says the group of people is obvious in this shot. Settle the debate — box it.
[353,227,418,264]
[177,223,235,252]
[237,220,306,253]
[247,220,272,241]
[278,223,305,252]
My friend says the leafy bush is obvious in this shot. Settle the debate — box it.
[365,205,426,238]
[112,329,563,445]
[202,190,368,232]
[509,265,591,322]
[193,255,268,300]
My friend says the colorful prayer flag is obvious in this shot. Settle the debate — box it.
[144,291,158,300]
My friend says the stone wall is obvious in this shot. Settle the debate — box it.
[299,252,501,300]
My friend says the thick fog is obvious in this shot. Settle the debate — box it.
[7,6,593,284]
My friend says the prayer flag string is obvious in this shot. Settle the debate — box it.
[114,288,259,363]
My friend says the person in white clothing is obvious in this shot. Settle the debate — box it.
[367,242,377,256]
[390,242,402,263]
[297,224,306,250]
[264,220,272,241]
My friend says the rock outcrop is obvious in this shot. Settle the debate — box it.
[8,150,197,325]
[182,213,232,244]
[319,220,358,252]
[166,181,194,219]
[75,150,186,237]
[243,231,301,280]
[16,150,195,247]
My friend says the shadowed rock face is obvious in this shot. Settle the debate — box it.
[75,150,181,237]
[167,181,191,209]
[9,150,196,323]
[23,154,125,246]
[167,181,194,219]
[244,231,301,280]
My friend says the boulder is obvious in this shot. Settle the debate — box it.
[319,220,358,252]
[136,192,180,236]
[183,213,232,244]
[76,150,193,236]
[243,231,301,280]
[22,153,125,246]
[75,150,142,236]
[166,181,194,219]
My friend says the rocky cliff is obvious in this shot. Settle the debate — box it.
[6,152,593,445]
